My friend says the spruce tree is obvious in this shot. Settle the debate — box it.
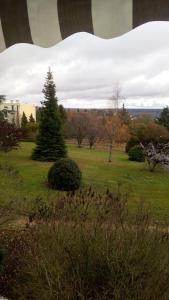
[158,106,169,130]
[119,103,131,125]
[21,112,28,128]
[58,104,67,122]
[32,69,67,161]
[29,113,35,123]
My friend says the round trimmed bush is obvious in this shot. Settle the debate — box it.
[128,145,145,162]
[125,136,140,153]
[48,158,82,191]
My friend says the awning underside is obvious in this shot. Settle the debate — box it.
[0,0,169,52]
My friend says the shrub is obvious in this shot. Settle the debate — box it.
[21,122,38,142]
[0,121,20,152]
[48,158,82,191]
[128,145,145,162]
[129,121,169,145]
[142,142,169,172]
[143,122,169,143]
[125,136,140,153]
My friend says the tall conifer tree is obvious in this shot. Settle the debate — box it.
[32,69,67,161]
[158,106,169,130]
[21,112,28,128]
[29,113,35,123]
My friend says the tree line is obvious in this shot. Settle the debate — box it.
[0,69,169,171]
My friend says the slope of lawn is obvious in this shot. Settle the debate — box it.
[0,142,169,219]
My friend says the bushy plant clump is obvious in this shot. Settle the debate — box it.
[48,158,82,191]
[125,135,140,153]
[142,142,169,172]
[1,189,169,300]
[128,145,145,162]
[0,121,20,152]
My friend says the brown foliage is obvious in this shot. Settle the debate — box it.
[143,122,169,143]
[101,115,129,161]
[86,113,100,149]
[66,112,88,147]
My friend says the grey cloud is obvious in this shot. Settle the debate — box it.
[0,22,169,108]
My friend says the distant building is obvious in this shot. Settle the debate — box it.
[0,100,36,126]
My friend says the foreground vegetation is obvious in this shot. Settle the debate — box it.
[0,142,169,219]
[1,70,169,299]
[1,188,169,300]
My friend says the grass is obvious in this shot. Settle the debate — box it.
[0,142,169,219]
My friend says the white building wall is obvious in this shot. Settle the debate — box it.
[0,100,36,125]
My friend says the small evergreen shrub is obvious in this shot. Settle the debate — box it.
[125,136,140,153]
[48,158,82,191]
[128,145,145,162]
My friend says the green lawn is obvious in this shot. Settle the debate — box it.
[0,142,169,219]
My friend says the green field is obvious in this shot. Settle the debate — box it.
[0,142,169,219]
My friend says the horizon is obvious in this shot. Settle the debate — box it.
[4,98,166,110]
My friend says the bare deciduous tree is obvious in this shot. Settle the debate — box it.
[70,112,88,147]
[109,84,123,114]
[103,115,123,162]
[86,113,99,149]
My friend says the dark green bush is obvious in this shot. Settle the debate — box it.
[128,145,145,162]
[125,136,140,153]
[48,158,82,191]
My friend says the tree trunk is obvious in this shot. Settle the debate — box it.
[77,137,82,148]
[108,142,113,162]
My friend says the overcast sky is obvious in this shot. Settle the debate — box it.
[0,21,169,108]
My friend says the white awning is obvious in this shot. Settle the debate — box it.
[0,0,168,51]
